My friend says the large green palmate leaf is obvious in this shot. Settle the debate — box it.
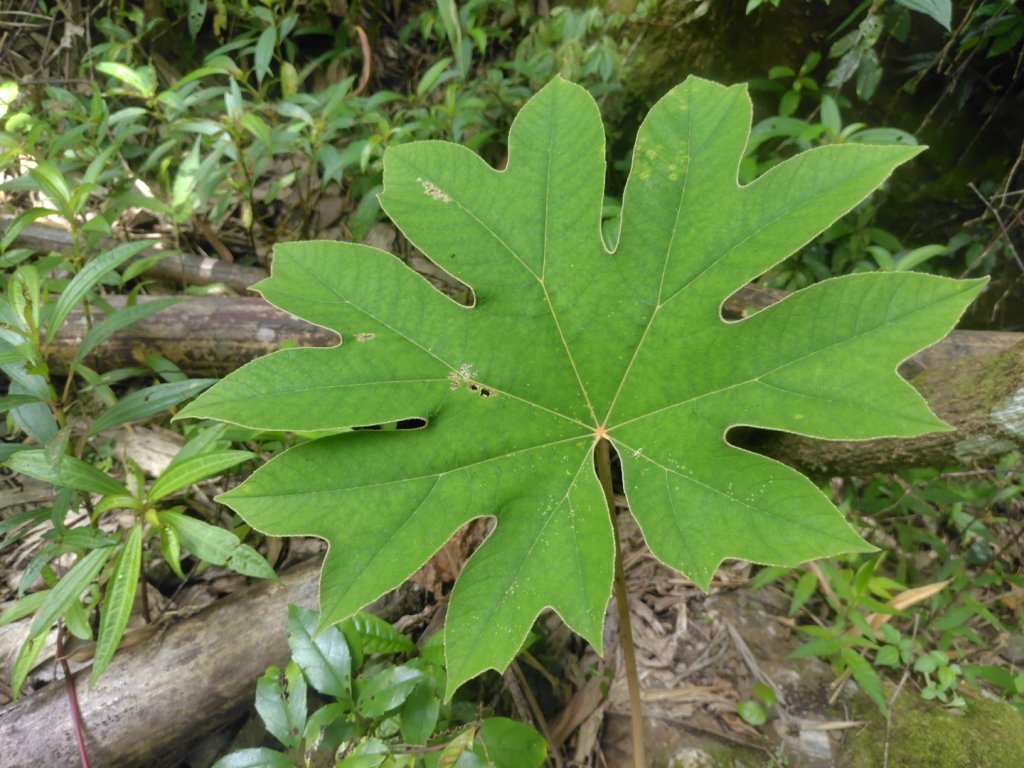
[181,77,984,695]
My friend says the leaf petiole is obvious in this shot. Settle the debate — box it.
[595,437,645,767]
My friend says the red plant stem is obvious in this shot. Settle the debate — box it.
[57,625,92,768]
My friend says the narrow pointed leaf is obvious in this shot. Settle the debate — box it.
[159,523,185,579]
[29,546,114,637]
[0,590,50,627]
[44,240,151,345]
[95,61,157,97]
[225,544,278,579]
[11,630,48,699]
[68,297,179,373]
[91,525,142,683]
[89,378,215,436]
[0,207,57,252]
[26,161,72,215]
[148,449,254,503]
[159,510,275,578]
[159,509,239,565]
[182,77,985,697]
[5,450,129,497]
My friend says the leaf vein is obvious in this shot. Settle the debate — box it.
[245,434,590,497]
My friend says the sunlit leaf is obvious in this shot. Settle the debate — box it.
[287,605,352,701]
[182,77,984,696]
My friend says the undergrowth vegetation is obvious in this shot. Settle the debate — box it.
[753,455,1024,717]
[214,605,546,767]
[0,1,1021,766]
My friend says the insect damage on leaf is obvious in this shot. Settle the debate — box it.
[180,76,985,697]
[448,363,496,397]
[418,176,452,203]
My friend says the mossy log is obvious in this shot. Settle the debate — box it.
[761,337,1024,476]
[0,557,416,768]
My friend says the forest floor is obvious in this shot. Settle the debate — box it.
[6,458,1022,768]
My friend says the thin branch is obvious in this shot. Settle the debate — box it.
[969,182,1024,273]
[509,660,563,768]
[883,614,920,768]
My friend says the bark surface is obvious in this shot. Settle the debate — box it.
[0,558,416,768]
[0,215,267,293]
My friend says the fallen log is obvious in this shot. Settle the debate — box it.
[51,295,336,378]
[761,337,1024,476]
[0,215,268,293]
[46,293,1024,474]
[0,557,420,768]
[11,209,1022,473]
[46,292,1021,377]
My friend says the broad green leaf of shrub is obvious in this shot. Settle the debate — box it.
[181,77,984,696]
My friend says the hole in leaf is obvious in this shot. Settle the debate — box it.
[353,418,428,432]
[396,418,427,430]
[467,383,494,398]
[720,283,784,322]
[726,425,771,452]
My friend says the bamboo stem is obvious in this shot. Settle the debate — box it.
[595,438,645,767]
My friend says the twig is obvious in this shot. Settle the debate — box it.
[520,648,566,695]
[57,624,92,768]
[723,619,797,732]
[808,560,841,611]
[883,614,920,768]
[502,665,537,730]
[999,139,1024,202]
[140,573,152,624]
[509,660,563,768]
[969,182,1024,273]
[0,10,53,21]
[678,627,729,679]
